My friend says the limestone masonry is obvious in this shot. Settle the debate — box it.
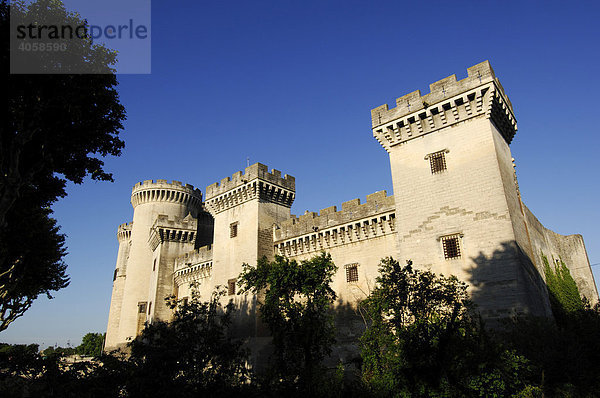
[105,62,598,358]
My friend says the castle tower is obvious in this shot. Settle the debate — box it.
[104,222,132,350]
[107,180,203,350]
[204,163,295,295]
[371,61,552,319]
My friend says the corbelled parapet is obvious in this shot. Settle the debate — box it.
[371,61,517,152]
[148,214,197,251]
[131,179,203,210]
[117,222,133,242]
[174,245,213,272]
[204,163,295,215]
[274,190,395,241]
[174,245,213,286]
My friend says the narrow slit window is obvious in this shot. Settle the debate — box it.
[113,268,118,281]
[442,235,461,259]
[345,263,359,282]
[429,151,447,174]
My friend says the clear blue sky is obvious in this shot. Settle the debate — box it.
[3,0,599,348]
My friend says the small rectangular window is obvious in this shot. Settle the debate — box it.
[442,235,461,259]
[345,263,359,282]
[138,302,147,314]
[228,278,237,296]
[230,222,238,238]
[429,151,447,174]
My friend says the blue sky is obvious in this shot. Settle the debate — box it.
[3,0,599,348]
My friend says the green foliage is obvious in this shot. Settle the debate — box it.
[0,185,69,332]
[0,0,126,331]
[76,332,104,357]
[0,0,125,331]
[503,302,600,397]
[125,285,249,397]
[542,253,583,319]
[359,258,533,397]
[41,345,75,357]
[238,252,338,391]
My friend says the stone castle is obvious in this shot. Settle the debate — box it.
[104,61,598,354]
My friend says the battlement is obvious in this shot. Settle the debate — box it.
[174,245,213,272]
[117,222,133,242]
[372,61,509,128]
[151,214,197,230]
[148,214,198,251]
[205,163,295,200]
[173,245,213,285]
[371,61,517,150]
[204,163,296,214]
[275,190,395,241]
[131,179,203,209]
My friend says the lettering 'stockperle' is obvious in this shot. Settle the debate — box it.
[105,62,599,358]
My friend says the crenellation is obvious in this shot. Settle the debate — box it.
[106,61,598,358]
[205,162,295,200]
[274,190,395,241]
[174,245,213,272]
[204,162,296,214]
[148,214,198,251]
[371,61,507,130]
[131,179,203,209]
[117,222,133,241]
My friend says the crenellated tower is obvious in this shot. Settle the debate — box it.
[371,61,551,319]
[106,180,204,350]
[104,222,132,350]
[204,163,295,292]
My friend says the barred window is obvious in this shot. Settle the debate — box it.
[345,263,359,282]
[441,235,461,259]
[230,222,238,238]
[228,278,237,295]
[428,151,447,174]
[138,302,147,314]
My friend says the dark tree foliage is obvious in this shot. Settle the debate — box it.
[503,258,600,397]
[76,332,104,357]
[0,0,125,330]
[359,258,535,397]
[0,186,68,331]
[125,286,250,397]
[1,0,125,223]
[238,253,338,392]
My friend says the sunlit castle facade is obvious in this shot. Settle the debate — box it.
[105,61,598,357]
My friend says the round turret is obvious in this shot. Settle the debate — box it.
[117,222,133,242]
[131,179,203,213]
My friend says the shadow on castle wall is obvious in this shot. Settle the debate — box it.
[466,240,552,322]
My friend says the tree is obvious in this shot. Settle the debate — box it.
[0,0,126,330]
[0,185,69,332]
[238,252,338,391]
[76,332,105,357]
[125,285,249,397]
[359,258,533,397]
